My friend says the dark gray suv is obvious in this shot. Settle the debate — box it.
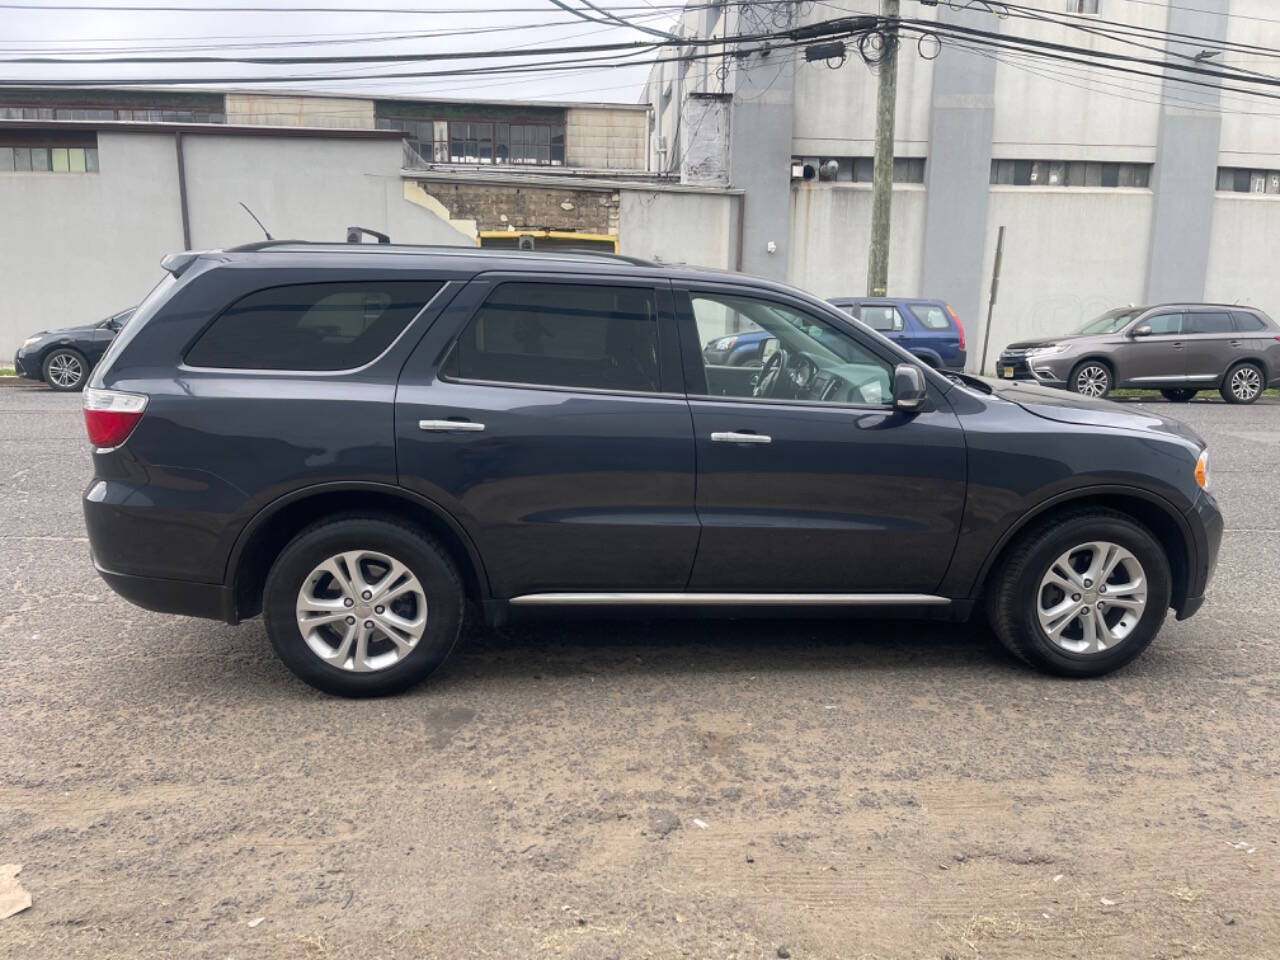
[999,304,1280,403]
[83,244,1222,696]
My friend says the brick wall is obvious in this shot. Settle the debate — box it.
[416,180,620,235]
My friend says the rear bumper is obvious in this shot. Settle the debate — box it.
[93,554,238,623]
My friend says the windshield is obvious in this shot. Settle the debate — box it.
[1077,309,1140,335]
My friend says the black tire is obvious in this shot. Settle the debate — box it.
[263,515,464,697]
[985,508,1172,678]
[1069,360,1112,399]
[1160,388,1198,403]
[42,348,88,392]
[1220,361,1264,405]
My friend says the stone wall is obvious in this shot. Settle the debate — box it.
[413,180,620,236]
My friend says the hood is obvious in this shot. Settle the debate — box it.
[29,323,99,339]
[982,378,1206,447]
[1003,333,1110,350]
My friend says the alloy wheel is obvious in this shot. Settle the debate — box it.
[1230,365,1262,402]
[1036,541,1147,654]
[1074,365,1109,398]
[295,550,428,672]
[47,353,83,388]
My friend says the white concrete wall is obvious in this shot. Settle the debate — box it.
[0,132,469,356]
[1218,0,1280,170]
[179,135,470,249]
[564,107,647,171]
[617,189,735,269]
[0,132,184,355]
[1205,194,1280,321]
[792,1,937,160]
[976,188,1154,373]
[787,184,926,299]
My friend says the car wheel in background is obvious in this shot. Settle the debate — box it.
[1070,361,1112,399]
[986,507,1171,678]
[1160,388,1198,403]
[1221,362,1264,405]
[263,515,464,697]
[42,348,88,392]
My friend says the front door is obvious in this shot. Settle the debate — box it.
[396,276,698,598]
[676,286,967,594]
[1113,311,1186,385]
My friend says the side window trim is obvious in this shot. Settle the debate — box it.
[672,284,900,410]
[437,276,678,398]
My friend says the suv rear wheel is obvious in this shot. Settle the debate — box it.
[1221,361,1264,405]
[263,516,464,697]
[1070,361,1111,399]
[43,348,88,392]
[986,508,1171,677]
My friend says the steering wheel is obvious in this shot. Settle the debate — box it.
[753,347,790,398]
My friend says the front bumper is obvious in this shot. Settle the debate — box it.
[1177,488,1223,620]
[13,351,40,380]
[996,352,1070,386]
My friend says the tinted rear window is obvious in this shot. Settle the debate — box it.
[185,281,441,370]
[445,282,660,393]
[1233,311,1267,332]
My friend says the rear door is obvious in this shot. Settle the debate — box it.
[395,274,699,599]
[1183,310,1238,384]
[676,283,967,594]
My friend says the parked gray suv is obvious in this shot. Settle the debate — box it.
[998,304,1280,403]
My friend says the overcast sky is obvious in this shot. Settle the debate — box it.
[2,1,682,103]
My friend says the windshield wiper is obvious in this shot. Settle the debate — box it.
[943,370,994,394]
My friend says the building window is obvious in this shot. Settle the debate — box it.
[0,104,224,124]
[1068,0,1100,12]
[0,141,98,173]
[793,156,926,183]
[1217,167,1280,194]
[387,116,566,167]
[990,159,1150,188]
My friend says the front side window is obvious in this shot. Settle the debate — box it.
[1143,313,1184,336]
[185,281,441,370]
[688,292,893,407]
[445,283,660,393]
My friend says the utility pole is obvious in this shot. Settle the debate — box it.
[866,0,900,297]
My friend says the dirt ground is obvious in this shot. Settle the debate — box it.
[1,384,1276,960]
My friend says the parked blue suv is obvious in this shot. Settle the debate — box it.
[702,297,966,372]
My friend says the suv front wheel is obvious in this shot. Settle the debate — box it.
[263,516,464,697]
[1221,361,1264,405]
[1070,361,1112,399]
[987,508,1171,677]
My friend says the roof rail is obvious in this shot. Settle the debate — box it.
[217,239,659,267]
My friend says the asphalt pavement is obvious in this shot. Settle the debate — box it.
[0,381,1276,959]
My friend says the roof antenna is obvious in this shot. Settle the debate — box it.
[239,201,274,241]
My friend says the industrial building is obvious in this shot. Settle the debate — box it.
[644,0,1280,370]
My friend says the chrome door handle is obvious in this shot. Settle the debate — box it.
[419,419,485,432]
[710,431,771,444]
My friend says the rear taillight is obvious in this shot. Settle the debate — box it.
[83,388,148,449]
[947,304,966,350]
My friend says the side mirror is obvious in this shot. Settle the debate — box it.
[761,337,780,363]
[892,363,927,412]
[1131,324,1152,338]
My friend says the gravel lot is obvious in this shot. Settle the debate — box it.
[0,383,1276,960]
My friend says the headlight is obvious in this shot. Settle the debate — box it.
[1025,344,1067,357]
[1195,449,1210,491]
[21,336,42,349]
[713,336,738,351]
